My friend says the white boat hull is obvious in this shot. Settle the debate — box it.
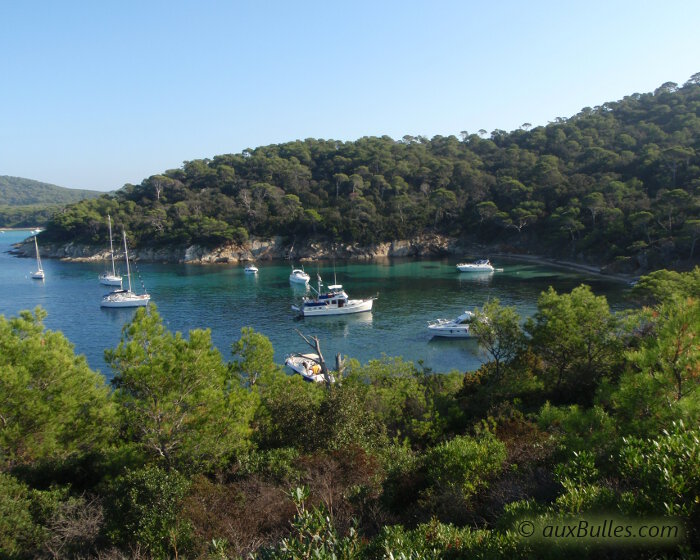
[294,298,374,317]
[456,264,494,272]
[289,274,310,284]
[101,291,151,308]
[31,271,45,280]
[285,354,334,383]
[428,326,473,338]
[99,274,123,286]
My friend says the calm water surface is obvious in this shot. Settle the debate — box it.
[0,230,632,378]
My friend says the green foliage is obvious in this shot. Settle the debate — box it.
[230,326,281,387]
[343,358,443,445]
[105,465,192,559]
[0,473,44,557]
[0,204,62,228]
[252,371,325,451]
[537,403,617,457]
[632,266,700,304]
[626,296,700,402]
[422,432,507,501]
[613,287,700,435]
[471,299,525,381]
[526,285,621,403]
[618,421,700,518]
[106,305,254,471]
[0,308,115,470]
[256,486,363,559]
[369,519,521,559]
[0,175,101,206]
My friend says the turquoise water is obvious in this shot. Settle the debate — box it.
[0,230,631,378]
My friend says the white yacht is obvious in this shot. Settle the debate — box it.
[244,264,259,274]
[100,231,150,308]
[31,236,44,280]
[99,214,123,286]
[285,353,335,383]
[292,276,375,317]
[289,267,310,284]
[456,259,494,272]
[427,310,477,338]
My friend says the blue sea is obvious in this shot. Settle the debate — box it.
[0,229,631,379]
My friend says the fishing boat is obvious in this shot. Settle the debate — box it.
[285,353,335,383]
[100,231,150,308]
[99,214,122,286]
[289,267,310,284]
[427,310,477,338]
[456,259,494,272]
[31,236,44,280]
[292,275,375,317]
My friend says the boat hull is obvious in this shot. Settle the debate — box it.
[296,298,374,317]
[100,293,151,308]
[456,265,494,272]
[285,354,334,383]
[428,326,473,338]
[99,274,123,286]
[31,271,45,280]
[289,275,310,284]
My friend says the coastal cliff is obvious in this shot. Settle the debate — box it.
[10,233,462,264]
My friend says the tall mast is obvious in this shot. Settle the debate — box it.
[34,236,42,271]
[123,231,132,293]
[108,214,116,276]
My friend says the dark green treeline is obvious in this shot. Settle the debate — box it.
[42,76,700,268]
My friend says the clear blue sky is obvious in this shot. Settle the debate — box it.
[1,0,699,191]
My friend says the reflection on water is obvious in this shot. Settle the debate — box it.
[0,233,632,377]
[457,271,494,285]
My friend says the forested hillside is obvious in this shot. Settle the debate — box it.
[0,176,102,227]
[43,76,700,268]
[0,176,101,205]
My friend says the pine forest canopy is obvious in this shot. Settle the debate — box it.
[42,75,700,267]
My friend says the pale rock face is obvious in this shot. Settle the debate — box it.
[13,234,460,263]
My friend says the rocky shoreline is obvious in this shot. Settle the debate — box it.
[10,234,463,264]
[9,233,648,282]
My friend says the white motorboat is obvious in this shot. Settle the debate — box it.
[244,264,258,274]
[456,259,494,272]
[101,231,150,308]
[292,276,375,317]
[99,214,123,287]
[31,236,44,280]
[427,310,477,338]
[289,267,310,284]
[285,353,335,383]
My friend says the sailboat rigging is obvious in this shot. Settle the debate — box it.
[31,236,44,280]
[99,214,122,286]
[100,231,150,308]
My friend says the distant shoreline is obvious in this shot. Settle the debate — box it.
[490,253,637,283]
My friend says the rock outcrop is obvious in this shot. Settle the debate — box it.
[10,234,461,264]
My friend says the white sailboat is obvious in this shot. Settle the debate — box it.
[31,236,44,280]
[99,214,123,286]
[100,231,150,308]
